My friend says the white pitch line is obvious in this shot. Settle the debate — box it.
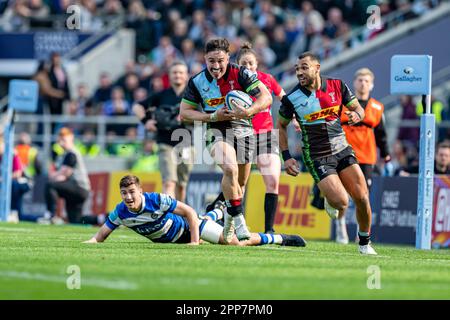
[0,271,138,290]
[0,227,33,232]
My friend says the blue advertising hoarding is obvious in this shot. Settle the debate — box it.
[333,176,418,245]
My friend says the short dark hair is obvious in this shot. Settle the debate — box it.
[437,141,450,151]
[298,51,321,63]
[204,38,230,54]
[120,175,140,189]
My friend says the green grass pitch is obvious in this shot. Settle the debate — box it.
[0,222,449,300]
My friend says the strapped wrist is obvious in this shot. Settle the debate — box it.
[209,111,218,122]
[354,110,363,121]
[282,150,292,162]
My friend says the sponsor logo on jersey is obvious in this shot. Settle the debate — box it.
[229,80,235,90]
[205,97,225,107]
[305,106,340,122]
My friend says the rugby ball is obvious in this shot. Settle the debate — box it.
[225,90,253,111]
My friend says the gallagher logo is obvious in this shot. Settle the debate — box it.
[403,67,414,74]
[205,97,225,107]
[394,66,422,82]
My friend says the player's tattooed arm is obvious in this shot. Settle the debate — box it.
[345,98,365,125]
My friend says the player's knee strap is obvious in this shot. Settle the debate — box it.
[200,219,222,244]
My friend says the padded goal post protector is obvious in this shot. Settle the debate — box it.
[391,55,434,250]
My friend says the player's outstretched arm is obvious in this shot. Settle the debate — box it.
[172,201,200,245]
[83,224,114,244]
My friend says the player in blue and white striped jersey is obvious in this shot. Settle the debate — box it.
[84,175,306,247]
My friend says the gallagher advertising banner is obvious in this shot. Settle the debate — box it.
[245,173,331,240]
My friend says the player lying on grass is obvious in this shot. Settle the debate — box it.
[84,175,306,247]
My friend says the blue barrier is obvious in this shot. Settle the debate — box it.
[332,176,418,245]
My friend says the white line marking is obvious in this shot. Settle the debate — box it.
[0,227,33,232]
[0,271,138,290]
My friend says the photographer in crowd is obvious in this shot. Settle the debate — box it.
[133,61,193,202]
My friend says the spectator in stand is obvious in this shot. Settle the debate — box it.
[132,87,148,105]
[99,0,125,18]
[15,132,42,178]
[122,73,140,104]
[71,83,95,116]
[116,60,138,88]
[0,135,31,222]
[149,36,182,69]
[253,34,276,69]
[214,15,237,40]
[270,25,290,66]
[126,0,161,56]
[33,61,65,110]
[32,61,66,143]
[48,52,70,116]
[172,19,189,51]
[399,141,450,176]
[284,14,301,44]
[397,95,419,146]
[29,0,50,19]
[66,83,97,134]
[323,7,344,39]
[113,127,142,158]
[297,1,324,52]
[105,131,119,155]
[188,9,211,47]
[78,0,103,31]
[390,139,409,175]
[180,38,199,70]
[131,139,159,173]
[150,76,165,94]
[0,0,31,31]
[103,86,131,136]
[93,72,113,106]
[75,129,101,157]
[237,12,257,39]
[137,61,156,90]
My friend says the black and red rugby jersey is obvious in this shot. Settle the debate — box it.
[182,63,261,137]
[279,76,356,159]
